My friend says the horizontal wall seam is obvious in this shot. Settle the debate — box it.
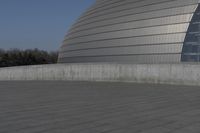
[71,4,197,30]
[64,32,186,45]
[65,22,190,41]
[79,0,145,19]
[60,43,183,52]
[68,12,194,35]
[59,53,181,59]
[78,0,177,23]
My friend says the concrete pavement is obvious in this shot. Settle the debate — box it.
[0,81,200,133]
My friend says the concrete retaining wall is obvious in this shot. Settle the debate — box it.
[0,63,200,86]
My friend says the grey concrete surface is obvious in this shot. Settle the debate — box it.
[0,81,200,133]
[1,63,200,86]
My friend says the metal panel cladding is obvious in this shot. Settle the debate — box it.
[58,0,200,64]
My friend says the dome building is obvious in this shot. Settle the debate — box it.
[58,0,200,63]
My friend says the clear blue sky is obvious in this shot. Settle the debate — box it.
[0,0,95,51]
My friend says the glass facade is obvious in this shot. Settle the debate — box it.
[182,4,200,62]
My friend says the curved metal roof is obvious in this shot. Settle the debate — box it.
[58,0,200,63]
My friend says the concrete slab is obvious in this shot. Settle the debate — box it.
[0,81,200,133]
[1,63,200,86]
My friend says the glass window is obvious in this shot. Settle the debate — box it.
[182,4,200,62]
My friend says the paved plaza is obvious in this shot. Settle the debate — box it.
[0,81,200,133]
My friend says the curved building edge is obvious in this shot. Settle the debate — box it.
[58,0,200,63]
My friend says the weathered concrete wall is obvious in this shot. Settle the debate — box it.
[0,63,199,86]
